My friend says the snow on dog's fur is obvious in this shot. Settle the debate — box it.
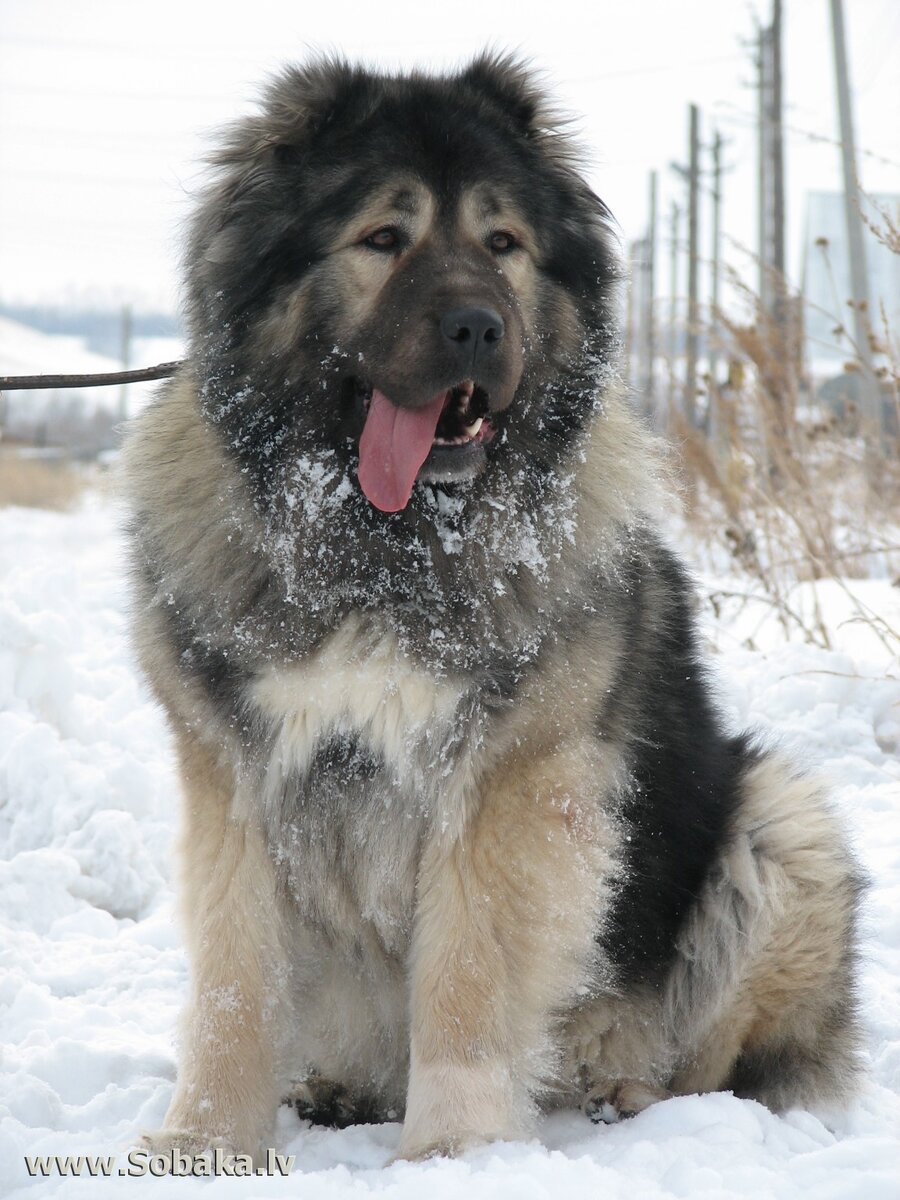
[122,54,862,1163]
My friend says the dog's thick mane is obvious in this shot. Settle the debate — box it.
[124,368,662,693]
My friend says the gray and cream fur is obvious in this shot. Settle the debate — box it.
[123,54,862,1162]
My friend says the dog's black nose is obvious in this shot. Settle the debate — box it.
[440,307,505,359]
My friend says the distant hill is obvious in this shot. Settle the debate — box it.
[0,303,181,362]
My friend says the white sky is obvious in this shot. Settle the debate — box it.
[0,0,897,315]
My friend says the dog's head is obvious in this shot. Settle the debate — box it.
[187,55,621,514]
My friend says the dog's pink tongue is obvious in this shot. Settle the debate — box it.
[358,388,447,512]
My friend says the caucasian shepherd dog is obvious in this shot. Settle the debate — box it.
[123,55,862,1162]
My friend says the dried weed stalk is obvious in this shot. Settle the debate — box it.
[663,258,899,656]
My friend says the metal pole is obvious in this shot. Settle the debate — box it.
[708,128,727,457]
[644,170,658,414]
[770,0,794,435]
[709,130,722,391]
[828,0,881,442]
[756,3,793,453]
[758,20,770,314]
[668,200,680,419]
[624,239,639,394]
[771,0,786,288]
[685,104,700,428]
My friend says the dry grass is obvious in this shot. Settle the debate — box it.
[677,405,899,652]
[663,292,900,654]
[0,450,88,511]
[650,201,900,656]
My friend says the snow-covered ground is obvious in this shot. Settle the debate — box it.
[1,495,898,1198]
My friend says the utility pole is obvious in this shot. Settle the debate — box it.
[668,200,680,414]
[757,5,786,317]
[685,103,700,428]
[771,1,786,296]
[770,0,791,402]
[118,305,133,423]
[757,0,793,445]
[757,20,769,315]
[708,127,727,456]
[829,0,882,445]
[709,129,723,391]
[642,170,658,416]
[624,239,642,394]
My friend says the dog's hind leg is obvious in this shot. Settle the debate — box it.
[397,743,618,1161]
[668,755,863,1112]
[141,732,290,1163]
[561,754,862,1124]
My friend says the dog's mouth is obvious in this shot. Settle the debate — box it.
[355,380,496,513]
[431,381,493,445]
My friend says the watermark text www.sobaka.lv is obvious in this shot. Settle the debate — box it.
[25,1147,295,1178]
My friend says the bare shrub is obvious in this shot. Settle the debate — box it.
[660,254,899,656]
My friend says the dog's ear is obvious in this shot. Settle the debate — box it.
[458,53,546,136]
[212,58,379,168]
[265,59,381,160]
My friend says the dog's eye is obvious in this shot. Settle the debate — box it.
[489,231,518,254]
[364,227,401,252]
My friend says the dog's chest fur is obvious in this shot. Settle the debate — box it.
[244,614,475,952]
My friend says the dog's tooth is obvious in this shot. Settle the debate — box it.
[462,417,483,437]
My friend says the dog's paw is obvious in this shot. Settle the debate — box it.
[137,1129,245,1167]
[140,1129,226,1154]
[391,1131,482,1163]
[582,1080,671,1124]
[283,1075,386,1129]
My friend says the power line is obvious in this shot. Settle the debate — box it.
[0,166,186,188]
[1,33,746,80]
[1,124,195,147]
[715,103,900,168]
[0,31,262,64]
[563,54,743,84]
[0,52,748,107]
[0,81,238,104]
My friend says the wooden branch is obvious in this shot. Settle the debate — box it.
[0,361,183,391]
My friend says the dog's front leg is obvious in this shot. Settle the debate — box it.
[398,744,613,1160]
[143,732,288,1163]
